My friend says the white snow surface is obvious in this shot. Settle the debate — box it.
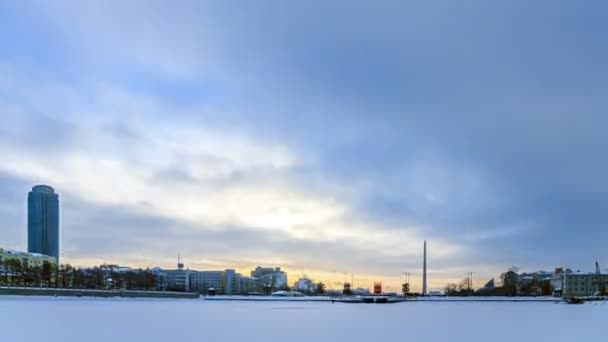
[1,296,606,341]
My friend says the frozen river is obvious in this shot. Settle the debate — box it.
[1,296,605,341]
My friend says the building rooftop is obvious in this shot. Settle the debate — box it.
[31,185,55,194]
[0,248,55,259]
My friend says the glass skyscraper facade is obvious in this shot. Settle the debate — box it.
[27,185,60,261]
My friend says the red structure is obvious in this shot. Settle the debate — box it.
[373,282,382,294]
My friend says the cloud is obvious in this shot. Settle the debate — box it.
[1,0,607,289]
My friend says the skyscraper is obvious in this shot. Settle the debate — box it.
[422,240,427,295]
[28,185,60,261]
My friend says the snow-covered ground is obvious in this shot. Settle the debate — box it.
[203,295,332,301]
[1,296,605,341]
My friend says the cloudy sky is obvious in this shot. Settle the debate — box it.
[1,0,607,291]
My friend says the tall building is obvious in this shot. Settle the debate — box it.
[422,240,427,295]
[27,185,60,261]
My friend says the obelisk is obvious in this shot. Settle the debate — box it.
[422,240,427,295]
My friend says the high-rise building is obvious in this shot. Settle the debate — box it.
[27,185,60,261]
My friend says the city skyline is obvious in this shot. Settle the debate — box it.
[1,1,608,291]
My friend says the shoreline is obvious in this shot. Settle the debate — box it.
[0,286,199,299]
[0,288,565,303]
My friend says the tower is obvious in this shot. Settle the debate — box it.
[422,240,427,295]
[177,253,184,269]
[28,185,60,261]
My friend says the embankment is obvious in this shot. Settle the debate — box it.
[0,287,199,299]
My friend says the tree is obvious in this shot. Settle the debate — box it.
[58,264,74,288]
[402,282,410,296]
[42,261,53,288]
[2,260,11,285]
[444,283,458,296]
[539,280,552,296]
[0,257,4,286]
[73,268,85,288]
[5,259,23,286]
[501,270,519,296]
[316,282,326,295]
[24,265,40,287]
[342,282,353,295]
[458,277,473,296]
[138,269,156,290]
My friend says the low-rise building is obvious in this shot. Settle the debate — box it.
[190,270,224,293]
[163,268,253,294]
[550,268,565,296]
[165,269,191,292]
[151,267,167,291]
[0,248,57,269]
[190,270,256,295]
[225,269,236,295]
[294,277,317,293]
[237,275,258,294]
[155,263,283,294]
[563,272,608,297]
[251,266,288,289]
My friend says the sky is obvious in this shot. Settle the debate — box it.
[1,0,607,291]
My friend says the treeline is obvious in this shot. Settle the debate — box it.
[444,267,553,297]
[1,259,55,287]
[0,259,156,291]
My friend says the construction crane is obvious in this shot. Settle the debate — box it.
[594,261,606,296]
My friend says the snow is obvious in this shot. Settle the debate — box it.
[205,295,330,301]
[1,296,606,341]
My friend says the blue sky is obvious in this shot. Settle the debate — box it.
[1,0,607,290]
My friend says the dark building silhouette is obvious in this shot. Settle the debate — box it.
[27,185,59,261]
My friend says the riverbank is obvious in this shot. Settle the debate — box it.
[0,289,565,303]
[0,286,199,299]
[202,295,563,303]
[412,296,562,303]
[203,295,332,302]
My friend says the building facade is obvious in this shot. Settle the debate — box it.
[225,269,236,295]
[189,270,252,295]
[293,277,317,293]
[165,269,191,292]
[237,275,258,294]
[158,265,279,294]
[251,267,288,289]
[28,185,60,261]
[0,248,57,269]
[563,273,608,297]
[550,268,565,296]
[190,270,224,293]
